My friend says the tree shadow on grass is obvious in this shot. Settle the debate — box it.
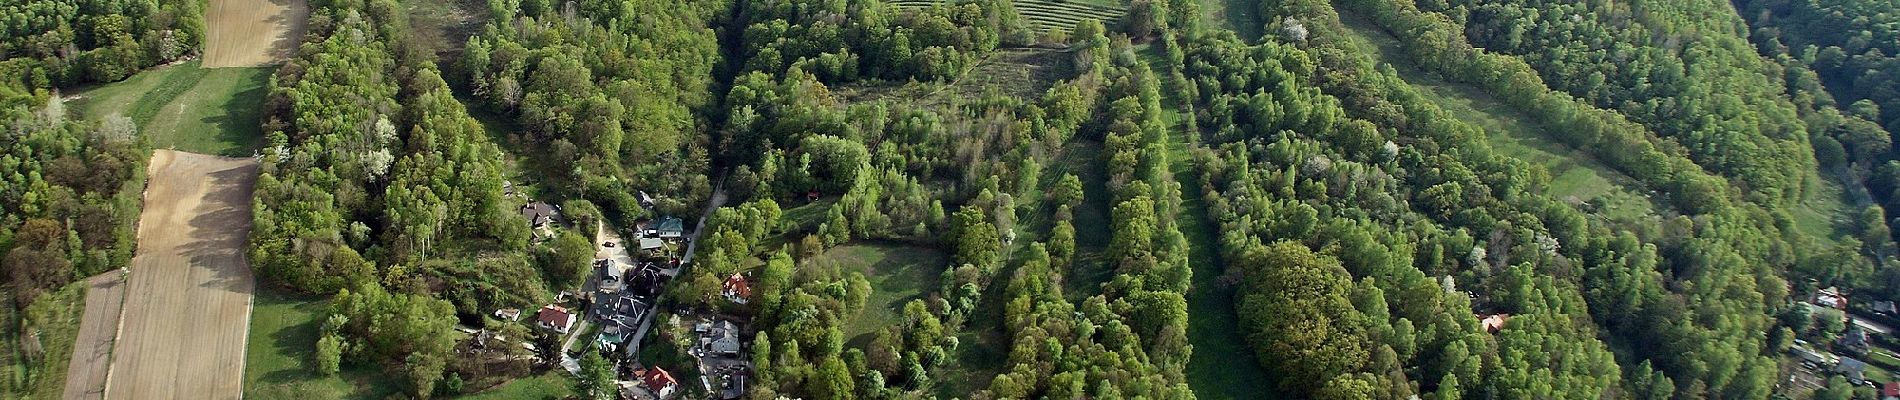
[198,69,271,156]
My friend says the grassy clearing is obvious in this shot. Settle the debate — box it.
[1137,43,1282,399]
[1200,0,1261,40]
[812,244,950,340]
[72,60,271,156]
[1332,11,1659,222]
[404,0,486,58]
[244,287,401,399]
[459,371,573,399]
[1792,174,1849,246]
[1,282,86,398]
[1047,141,1115,299]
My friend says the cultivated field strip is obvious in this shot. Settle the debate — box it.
[888,0,1126,32]
[203,0,309,67]
[61,274,126,400]
[105,151,259,400]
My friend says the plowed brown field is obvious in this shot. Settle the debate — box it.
[103,150,258,400]
[202,0,308,67]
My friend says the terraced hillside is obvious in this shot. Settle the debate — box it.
[889,0,1126,32]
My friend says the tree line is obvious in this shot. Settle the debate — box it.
[0,0,202,108]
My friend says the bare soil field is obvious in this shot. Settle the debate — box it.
[105,150,259,400]
[203,0,309,67]
[60,274,126,400]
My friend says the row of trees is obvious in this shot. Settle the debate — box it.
[0,0,202,107]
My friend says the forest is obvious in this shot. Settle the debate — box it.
[5,0,1900,397]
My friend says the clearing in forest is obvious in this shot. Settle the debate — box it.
[72,61,271,156]
[59,274,126,400]
[816,244,950,340]
[203,0,309,67]
[106,150,258,400]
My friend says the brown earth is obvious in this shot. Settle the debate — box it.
[104,150,259,400]
[202,0,309,67]
[59,273,126,400]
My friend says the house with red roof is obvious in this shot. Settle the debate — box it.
[536,304,576,334]
[639,367,679,398]
[1881,381,1898,400]
[722,273,752,305]
[1480,314,1510,334]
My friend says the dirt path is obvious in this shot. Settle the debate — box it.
[60,273,127,400]
[104,150,259,400]
[203,0,308,67]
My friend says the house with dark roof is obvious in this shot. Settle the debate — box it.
[1838,357,1868,383]
[649,216,685,239]
[1839,325,1870,356]
[704,320,742,356]
[520,201,559,229]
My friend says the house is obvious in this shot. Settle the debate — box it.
[650,216,685,239]
[597,259,625,292]
[1480,314,1510,334]
[640,237,665,256]
[639,367,680,399]
[705,320,743,356]
[592,291,649,331]
[722,273,752,305]
[1876,300,1897,315]
[1792,345,1837,365]
[1883,381,1899,400]
[638,191,657,209]
[493,308,522,321]
[520,201,560,230]
[1818,286,1848,309]
[1838,357,1868,383]
[536,305,577,334]
[1839,325,1871,356]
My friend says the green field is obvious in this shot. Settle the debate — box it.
[1332,11,1659,222]
[812,244,950,340]
[888,0,1126,32]
[458,371,573,399]
[72,61,271,156]
[245,287,401,400]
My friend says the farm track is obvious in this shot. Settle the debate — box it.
[104,150,259,400]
